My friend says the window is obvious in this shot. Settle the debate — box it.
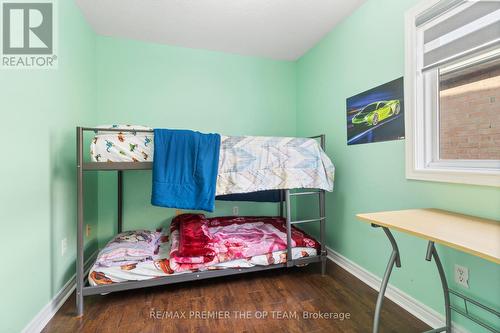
[405,0,500,187]
[439,56,500,161]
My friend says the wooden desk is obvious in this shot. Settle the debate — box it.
[357,209,500,333]
[358,209,500,264]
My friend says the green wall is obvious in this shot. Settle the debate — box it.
[296,0,500,332]
[3,1,499,332]
[0,1,98,332]
[93,36,297,246]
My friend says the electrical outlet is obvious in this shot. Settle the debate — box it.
[454,264,469,288]
[86,224,91,237]
[61,238,67,256]
[175,209,183,216]
[232,206,239,216]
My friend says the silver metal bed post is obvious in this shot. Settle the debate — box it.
[372,224,401,333]
[279,190,284,218]
[117,171,123,233]
[285,190,293,267]
[319,190,326,275]
[319,134,326,276]
[76,127,84,316]
[425,241,451,333]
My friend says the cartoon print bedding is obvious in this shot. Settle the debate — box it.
[89,215,319,286]
[89,125,335,194]
[90,125,153,163]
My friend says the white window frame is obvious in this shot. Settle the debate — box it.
[404,0,500,187]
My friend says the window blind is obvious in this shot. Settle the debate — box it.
[417,0,500,71]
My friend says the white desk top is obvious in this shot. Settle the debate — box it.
[357,209,500,264]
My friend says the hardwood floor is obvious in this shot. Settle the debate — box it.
[43,261,430,333]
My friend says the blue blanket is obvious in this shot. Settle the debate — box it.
[151,129,221,212]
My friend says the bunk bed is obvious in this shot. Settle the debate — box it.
[76,126,334,316]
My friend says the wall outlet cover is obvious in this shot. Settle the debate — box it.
[232,206,239,215]
[86,224,91,237]
[454,264,469,288]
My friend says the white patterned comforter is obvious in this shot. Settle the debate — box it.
[216,135,334,194]
[90,126,335,194]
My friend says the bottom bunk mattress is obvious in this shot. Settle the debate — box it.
[89,215,319,286]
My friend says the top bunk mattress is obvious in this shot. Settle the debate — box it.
[90,125,335,194]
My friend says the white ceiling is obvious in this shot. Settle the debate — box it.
[75,0,365,60]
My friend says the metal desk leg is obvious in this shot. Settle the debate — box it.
[425,241,451,333]
[372,224,401,333]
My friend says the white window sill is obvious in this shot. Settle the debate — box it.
[406,166,500,187]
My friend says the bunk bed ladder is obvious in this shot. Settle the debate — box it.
[284,189,327,275]
[284,134,327,275]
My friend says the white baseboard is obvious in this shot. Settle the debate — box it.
[22,251,98,333]
[326,246,469,333]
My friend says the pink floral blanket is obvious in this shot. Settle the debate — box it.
[169,214,319,272]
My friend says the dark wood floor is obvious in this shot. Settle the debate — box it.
[43,261,430,333]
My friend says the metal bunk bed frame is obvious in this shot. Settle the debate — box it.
[76,126,328,316]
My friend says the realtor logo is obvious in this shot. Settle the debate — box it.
[1,0,57,68]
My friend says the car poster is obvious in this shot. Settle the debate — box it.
[346,77,405,145]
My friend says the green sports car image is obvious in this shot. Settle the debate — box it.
[351,100,401,126]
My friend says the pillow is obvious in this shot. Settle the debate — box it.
[96,229,162,267]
